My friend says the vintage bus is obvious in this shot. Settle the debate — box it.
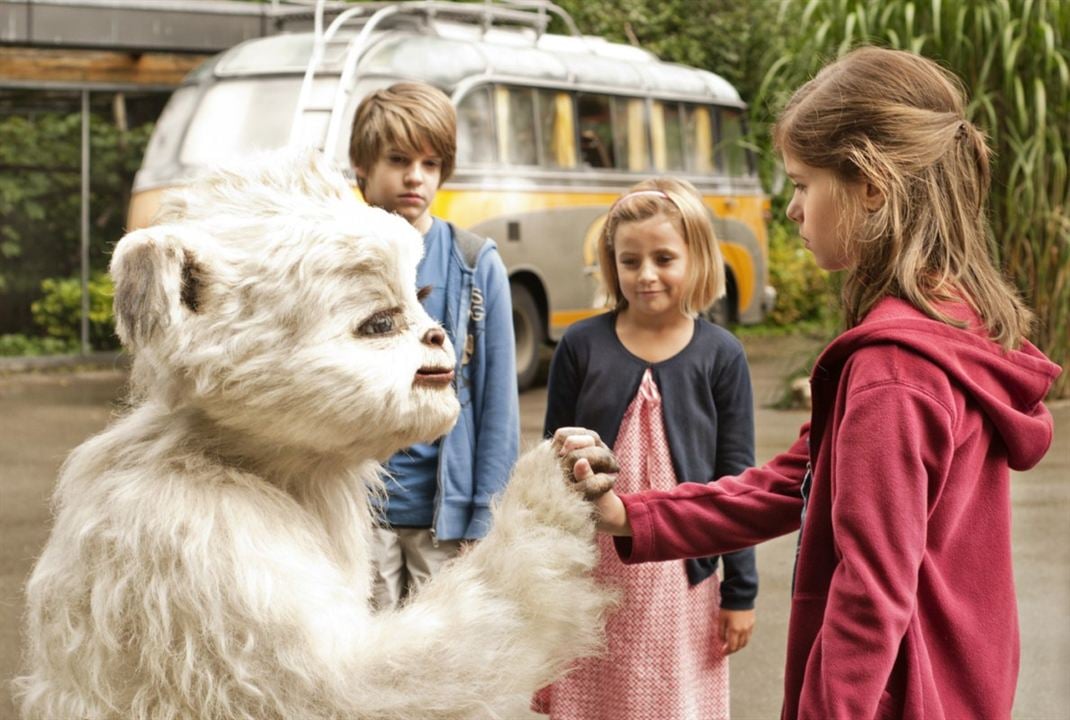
[128,0,776,389]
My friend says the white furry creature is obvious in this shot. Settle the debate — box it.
[17,150,616,720]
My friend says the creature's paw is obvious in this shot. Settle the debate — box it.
[499,441,595,534]
[552,427,619,500]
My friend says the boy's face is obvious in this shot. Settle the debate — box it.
[356,146,442,235]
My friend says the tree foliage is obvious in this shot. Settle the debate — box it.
[755,0,1069,396]
[552,0,779,103]
[0,94,154,344]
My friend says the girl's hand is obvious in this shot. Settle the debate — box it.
[719,608,756,655]
[587,483,630,536]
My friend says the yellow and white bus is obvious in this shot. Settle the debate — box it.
[129,0,776,389]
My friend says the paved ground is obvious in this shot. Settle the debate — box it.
[1,336,1067,719]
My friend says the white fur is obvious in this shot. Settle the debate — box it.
[16,149,612,720]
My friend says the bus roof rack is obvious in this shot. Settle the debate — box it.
[291,0,584,151]
[282,0,582,38]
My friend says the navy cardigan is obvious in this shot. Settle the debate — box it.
[543,312,758,609]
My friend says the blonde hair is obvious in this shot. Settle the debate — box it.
[349,82,457,189]
[774,46,1033,348]
[599,177,724,315]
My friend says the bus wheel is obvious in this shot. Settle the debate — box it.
[706,271,738,327]
[511,283,544,391]
[706,296,732,327]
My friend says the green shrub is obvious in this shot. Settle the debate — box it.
[765,220,839,329]
[30,272,118,350]
[0,333,78,357]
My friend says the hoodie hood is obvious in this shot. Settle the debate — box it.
[815,297,1061,471]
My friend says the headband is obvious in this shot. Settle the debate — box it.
[608,190,673,215]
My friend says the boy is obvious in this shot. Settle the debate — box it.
[349,81,520,610]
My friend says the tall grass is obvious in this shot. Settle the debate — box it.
[756,0,1069,397]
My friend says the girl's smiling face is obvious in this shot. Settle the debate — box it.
[783,150,868,272]
[613,213,690,320]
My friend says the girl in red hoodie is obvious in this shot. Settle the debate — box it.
[556,47,1061,719]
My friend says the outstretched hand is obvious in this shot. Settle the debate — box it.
[552,428,632,536]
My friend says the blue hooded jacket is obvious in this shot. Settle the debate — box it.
[385,219,520,541]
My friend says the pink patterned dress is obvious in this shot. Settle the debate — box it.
[538,369,729,720]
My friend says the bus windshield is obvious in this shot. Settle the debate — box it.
[180,78,302,166]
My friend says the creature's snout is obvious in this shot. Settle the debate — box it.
[422,326,446,347]
[415,326,454,387]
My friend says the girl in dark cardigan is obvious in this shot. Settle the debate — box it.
[537,177,757,720]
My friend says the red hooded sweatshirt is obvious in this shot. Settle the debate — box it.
[615,297,1060,719]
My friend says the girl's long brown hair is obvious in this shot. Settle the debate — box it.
[774,47,1033,348]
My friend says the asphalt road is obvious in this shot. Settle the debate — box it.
[1,336,1067,719]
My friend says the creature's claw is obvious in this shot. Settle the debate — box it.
[553,428,619,500]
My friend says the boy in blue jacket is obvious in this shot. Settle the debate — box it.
[349,81,520,609]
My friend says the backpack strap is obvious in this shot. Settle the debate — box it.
[448,222,490,269]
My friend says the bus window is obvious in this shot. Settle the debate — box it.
[650,100,685,171]
[684,104,715,174]
[496,86,538,166]
[577,93,614,169]
[457,86,498,165]
[536,89,576,169]
[651,100,664,171]
[663,102,685,170]
[613,96,649,172]
[717,107,749,178]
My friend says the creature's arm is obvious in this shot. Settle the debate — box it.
[104,456,605,720]
[351,442,614,718]
[25,438,610,720]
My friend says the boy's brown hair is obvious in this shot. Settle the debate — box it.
[599,177,725,316]
[774,46,1033,348]
[349,82,457,190]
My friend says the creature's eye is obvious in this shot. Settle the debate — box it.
[417,285,432,302]
[357,310,399,337]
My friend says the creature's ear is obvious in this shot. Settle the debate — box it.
[110,225,212,350]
